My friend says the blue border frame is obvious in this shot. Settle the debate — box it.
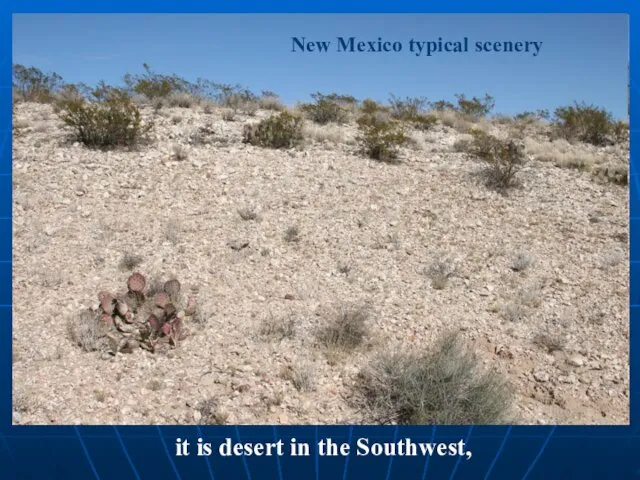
[2,4,638,479]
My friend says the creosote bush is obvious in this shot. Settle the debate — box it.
[553,102,615,146]
[469,130,527,190]
[356,113,408,163]
[243,111,304,149]
[300,92,349,125]
[454,93,495,118]
[13,64,63,103]
[56,85,152,148]
[355,332,513,424]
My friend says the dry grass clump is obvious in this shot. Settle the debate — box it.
[284,225,300,243]
[533,330,567,353]
[425,256,457,290]
[119,252,143,271]
[198,397,229,425]
[355,332,513,424]
[303,123,345,144]
[524,137,597,171]
[260,315,296,341]
[316,306,369,353]
[283,363,316,392]
[592,164,628,186]
[67,310,110,352]
[237,207,259,221]
[511,252,534,272]
[171,144,188,161]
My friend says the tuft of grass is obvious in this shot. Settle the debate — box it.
[238,207,259,221]
[284,225,300,243]
[317,306,368,353]
[67,310,110,352]
[511,252,534,272]
[171,144,188,161]
[355,332,513,424]
[119,252,143,271]
[199,397,228,425]
[284,363,316,392]
[425,256,456,290]
[533,331,567,353]
[260,315,296,341]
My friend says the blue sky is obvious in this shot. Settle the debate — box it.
[13,14,629,118]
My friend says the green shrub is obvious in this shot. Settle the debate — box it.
[300,93,349,124]
[388,95,429,119]
[243,111,303,149]
[355,332,513,424]
[553,102,615,146]
[360,98,386,115]
[470,130,526,189]
[123,63,191,100]
[612,120,629,144]
[429,100,456,112]
[12,64,63,103]
[455,93,495,118]
[56,84,153,148]
[357,113,408,163]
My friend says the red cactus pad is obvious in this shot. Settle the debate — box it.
[160,323,171,336]
[127,272,146,293]
[148,314,160,331]
[154,292,169,308]
[185,296,197,316]
[100,294,115,315]
[152,307,166,321]
[164,279,181,297]
[98,290,112,303]
[100,314,114,326]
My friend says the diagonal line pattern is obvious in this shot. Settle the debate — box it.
[483,426,512,480]
[449,426,474,480]
[235,426,252,480]
[156,426,182,480]
[272,426,283,480]
[521,426,556,480]
[385,425,399,480]
[74,426,100,480]
[114,426,141,480]
[342,426,353,480]
[196,426,215,480]
[421,426,437,480]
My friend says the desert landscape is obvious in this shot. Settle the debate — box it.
[11,66,629,425]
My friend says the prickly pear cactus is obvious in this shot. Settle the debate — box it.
[77,271,198,355]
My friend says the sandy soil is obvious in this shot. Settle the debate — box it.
[11,102,629,425]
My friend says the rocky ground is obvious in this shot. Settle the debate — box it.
[12,101,629,425]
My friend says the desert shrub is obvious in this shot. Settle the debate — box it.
[258,91,284,111]
[300,92,349,125]
[429,100,456,112]
[243,111,304,149]
[283,363,316,392]
[56,84,153,148]
[612,120,629,144]
[355,332,513,424]
[317,306,368,353]
[388,95,428,119]
[470,130,526,189]
[553,102,615,146]
[356,113,408,163]
[123,63,191,100]
[455,93,495,118]
[360,98,386,115]
[387,95,436,130]
[13,64,63,103]
[592,164,628,186]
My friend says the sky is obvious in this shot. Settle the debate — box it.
[12,14,629,118]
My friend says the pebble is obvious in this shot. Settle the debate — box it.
[566,354,586,368]
[533,370,549,383]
